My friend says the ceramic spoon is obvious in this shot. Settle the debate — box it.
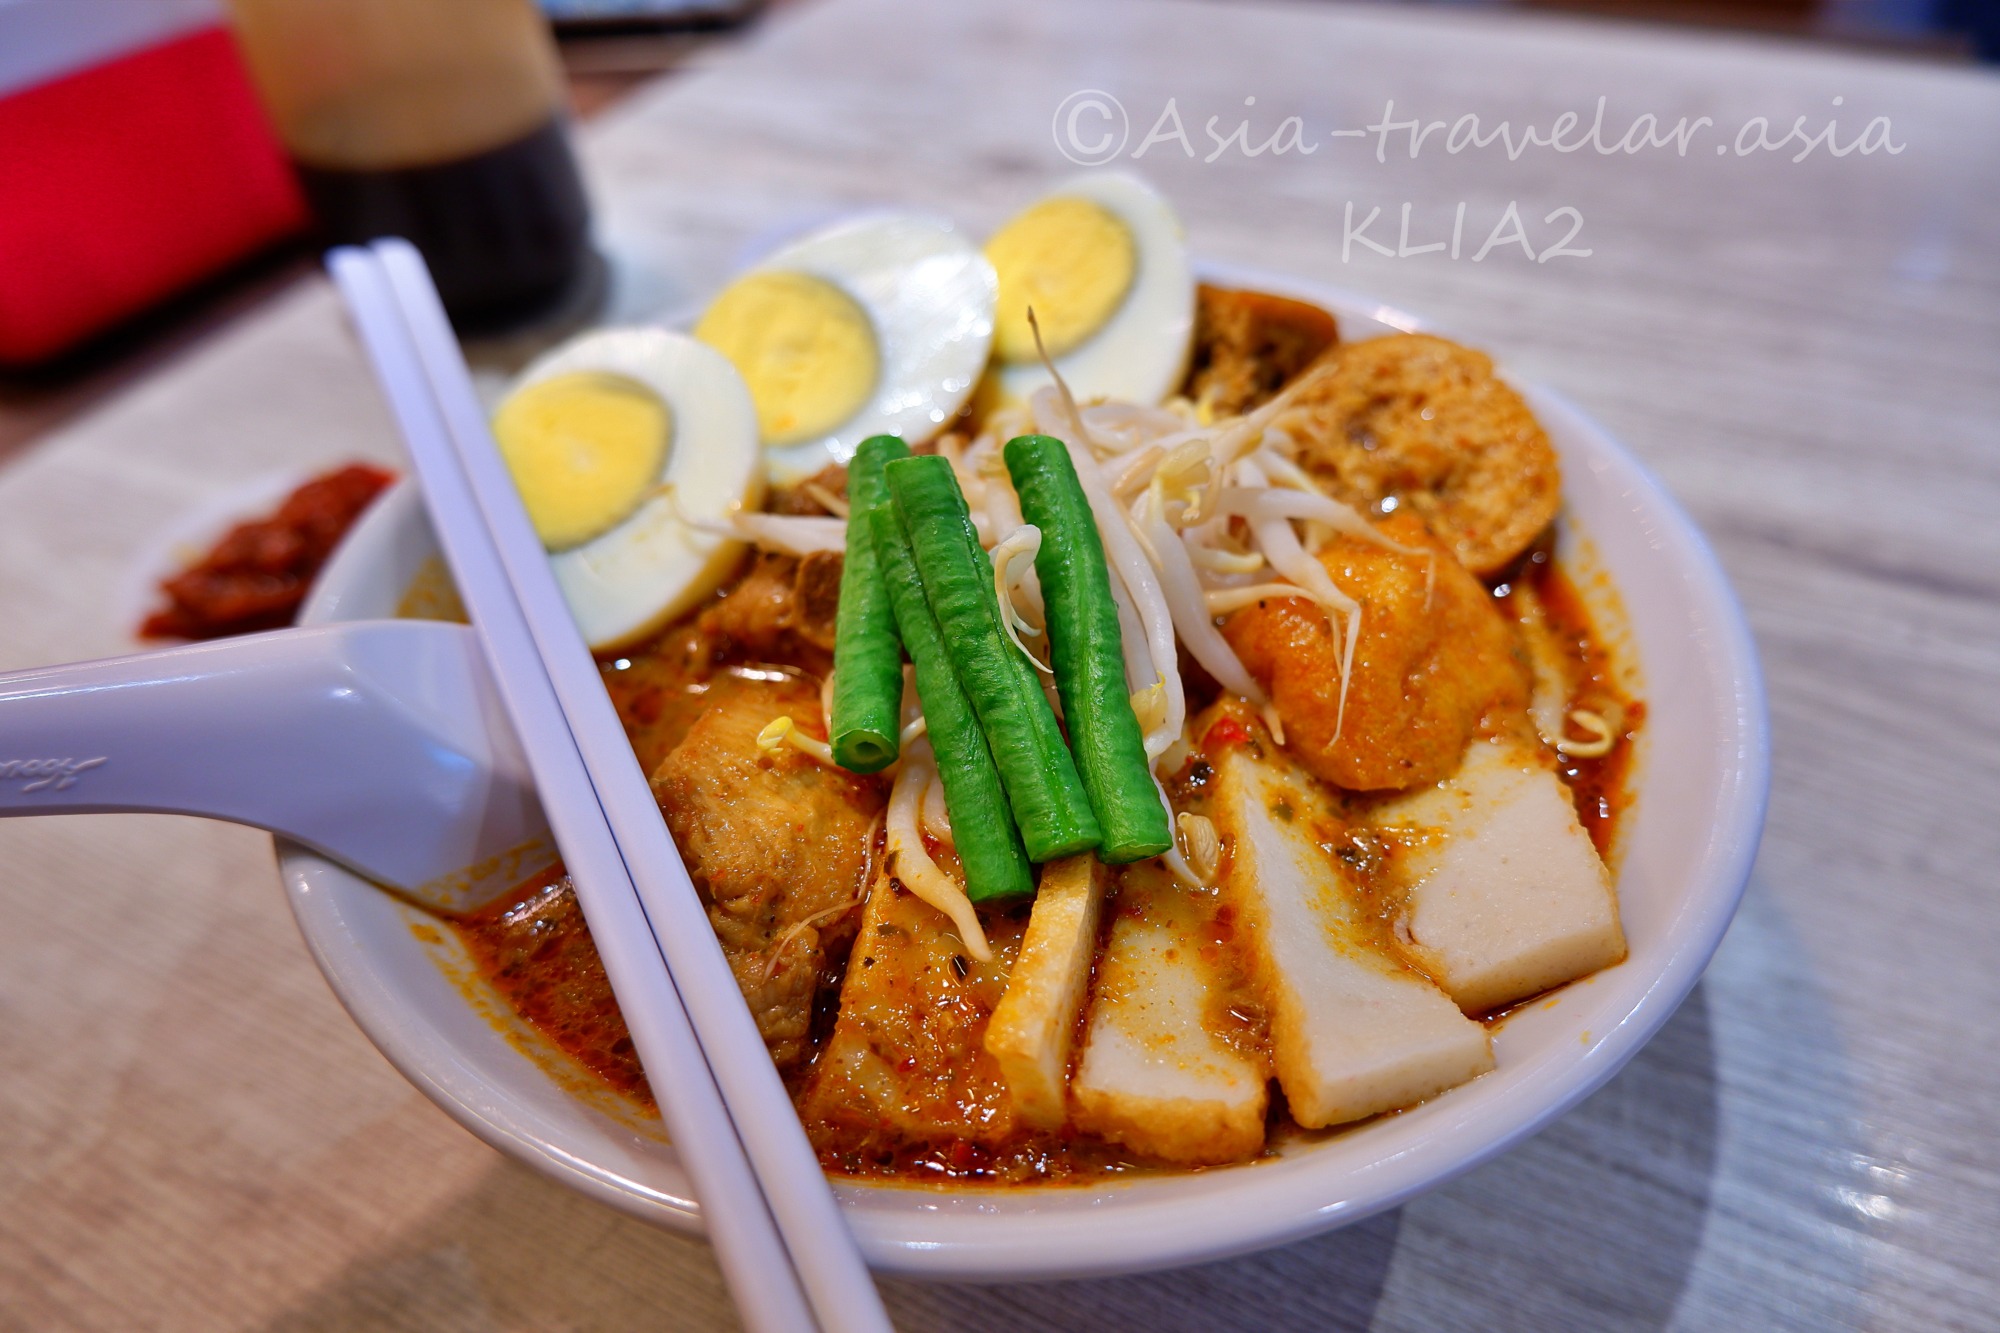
[0,619,550,908]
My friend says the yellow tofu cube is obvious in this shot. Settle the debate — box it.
[985,855,1111,1130]
[799,871,1022,1149]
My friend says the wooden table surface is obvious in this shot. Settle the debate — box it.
[3,1,1996,1327]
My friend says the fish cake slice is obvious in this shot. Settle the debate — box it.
[1210,737,1493,1128]
[1367,731,1627,1014]
[1071,863,1269,1165]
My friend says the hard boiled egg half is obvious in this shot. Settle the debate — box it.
[695,214,996,483]
[492,327,762,650]
[986,173,1195,406]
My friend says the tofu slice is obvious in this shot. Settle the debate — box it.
[1212,743,1494,1129]
[1071,863,1269,1165]
[1368,733,1627,1014]
[985,855,1111,1129]
[799,870,1023,1148]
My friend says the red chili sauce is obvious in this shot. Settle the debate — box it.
[141,462,395,640]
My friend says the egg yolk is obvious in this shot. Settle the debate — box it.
[985,197,1137,364]
[695,270,879,447]
[492,371,671,552]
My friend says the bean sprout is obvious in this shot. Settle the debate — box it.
[721,513,842,556]
[756,715,837,766]
[1129,677,1169,736]
[1176,812,1221,885]
[1237,460,1362,746]
[1111,445,1165,499]
[1513,582,1574,746]
[1204,582,1340,616]
[1188,544,1266,576]
[858,809,884,899]
[991,525,1053,674]
[1132,480,1265,703]
[1154,770,1202,887]
[1557,708,1618,758]
[921,767,954,845]
[800,480,849,518]
[655,483,847,555]
[1214,485,1405,553]
[886,747,989,959]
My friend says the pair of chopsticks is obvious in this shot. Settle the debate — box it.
[329,239,891,1333]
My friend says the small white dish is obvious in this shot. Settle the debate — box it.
[283,269,1769,1281]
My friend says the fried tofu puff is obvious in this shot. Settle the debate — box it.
[1222,511,1529,791]
[1181,284,1339,418]
[1273,334,1560,577]
[652,678,883,1067]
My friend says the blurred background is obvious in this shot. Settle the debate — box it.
[0,0,1991,460]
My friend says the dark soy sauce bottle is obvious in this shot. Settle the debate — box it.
[228,0,591,331]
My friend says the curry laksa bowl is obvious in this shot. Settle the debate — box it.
[284,271,1768,1281]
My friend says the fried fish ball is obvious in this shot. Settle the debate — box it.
[1273,334,1559,576]
[1222,512,1529,791]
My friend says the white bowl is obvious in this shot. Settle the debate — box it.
[284,270,1768,1281]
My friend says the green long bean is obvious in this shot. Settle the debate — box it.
[1004,434,1171,863]
[884,454,1101,862]
[829,435,908,772]
[871,504,1035,902]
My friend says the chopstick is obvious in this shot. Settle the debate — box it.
[330,242,890,1333]
[328,249,816,1333]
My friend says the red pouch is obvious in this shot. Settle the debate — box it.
[0,24,307,366]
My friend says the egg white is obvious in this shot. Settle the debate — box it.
[734,214,997,483]
[995,173,1195,408]
[504,327,762,650]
